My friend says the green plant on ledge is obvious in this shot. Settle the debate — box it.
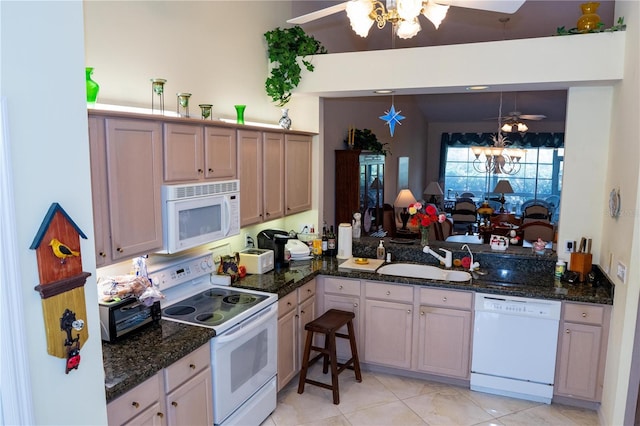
[264,26,327,107]
[556,16,626,35]
[344,128,391,156]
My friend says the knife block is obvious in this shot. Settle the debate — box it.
[569,252,592,282]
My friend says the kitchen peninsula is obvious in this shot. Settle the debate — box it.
[103,237,613,408]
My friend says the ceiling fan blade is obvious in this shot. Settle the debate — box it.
[287,2,349,24]
[519,114,547,120]
[433,0,526,14]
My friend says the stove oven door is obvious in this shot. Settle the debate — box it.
[211,302,277,424]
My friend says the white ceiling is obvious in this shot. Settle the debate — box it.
[290,0,617,124]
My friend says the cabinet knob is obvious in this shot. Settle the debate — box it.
[99,251,106,258]
[301,310,306,314]
[407,309,411,314]
[117,247,123,253]
[171,401,178,407]
[287,302,292,306]
[582,312,587,317]
[442,297,447,302]
[198,168,203,174]
[307,289,312,293]
[353,303,358,307]
[132,401,140,409]
[208,168,213,173]
[157,412,164,418]
[266,212,271,217]
[386,291,391,296]
[420,311,425,316]
[189,363,196,370]
[566,329,571,334]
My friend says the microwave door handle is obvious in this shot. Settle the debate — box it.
[222,197,231,236]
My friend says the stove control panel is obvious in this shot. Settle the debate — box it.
[149,252,215,292]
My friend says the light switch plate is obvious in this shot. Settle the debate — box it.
[616,260,627,284]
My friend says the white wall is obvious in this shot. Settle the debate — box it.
[1,1,107,424]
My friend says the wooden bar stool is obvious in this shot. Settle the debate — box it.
[297,309,362,404]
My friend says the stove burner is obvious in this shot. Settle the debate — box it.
[223,294,258,305]
[203,289,227,299]
[164,305,196,316]
[195,312,225,325]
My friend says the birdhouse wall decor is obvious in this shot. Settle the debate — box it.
[30,203,91,372]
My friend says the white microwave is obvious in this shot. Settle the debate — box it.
[159,180,240,254]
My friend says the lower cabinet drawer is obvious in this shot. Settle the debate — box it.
[164,343,210,392]
[564,302,605,325]
[419,288,472,310]
[323,277,360,296]
[107,373,161,426]
[364,281,413,303]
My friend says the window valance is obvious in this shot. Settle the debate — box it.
[442,132,564,148]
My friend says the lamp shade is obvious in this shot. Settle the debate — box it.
[394,189,417,208]
[493,179,514,194]
[423,181,443,196]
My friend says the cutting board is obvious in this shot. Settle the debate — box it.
[338,258,385,272]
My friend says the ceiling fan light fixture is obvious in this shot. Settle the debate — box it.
[346,0,375,37]
[501,122,514,133]
[422,2,449,29]
[517,122,528,132]
[397,0,423,21]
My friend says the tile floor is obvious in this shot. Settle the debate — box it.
[263,364,600,426]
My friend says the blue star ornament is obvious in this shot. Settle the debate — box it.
[379,103,405,136]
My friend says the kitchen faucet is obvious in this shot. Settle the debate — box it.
[423,246,452,268]
[461,244,480,271]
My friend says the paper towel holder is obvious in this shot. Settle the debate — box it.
[336,223,353,259]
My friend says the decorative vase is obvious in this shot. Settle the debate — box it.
[279,108,292,130]
[85,67,99,104]
[420,227,430,246]
[235,105,246,125]
[176,92,191,117]
[577,2,601,32]
[199,104,213,120]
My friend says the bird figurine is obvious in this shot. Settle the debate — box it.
[49,238,80,263]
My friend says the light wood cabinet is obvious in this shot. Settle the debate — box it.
[107,373,163,426]
[107,343,212,426]
[89,116,164,265]
[555,302,611,401]
[277,279,317,391]
[284,134,312,215]
[416,288,473,379]
[317,277,361,360]
[237,130,284,227]
[164,123,236,183]
[363,282,413,369]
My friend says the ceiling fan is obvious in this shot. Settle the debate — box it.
[288,1,526,39]
[487,93,546,133]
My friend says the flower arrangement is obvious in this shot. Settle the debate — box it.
[407,202,439,229]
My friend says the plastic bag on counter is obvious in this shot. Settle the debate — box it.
[98,274,164,306]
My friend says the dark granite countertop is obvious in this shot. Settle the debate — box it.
[103,236,613,402]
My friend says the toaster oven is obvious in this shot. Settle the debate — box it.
[99,297,161,343]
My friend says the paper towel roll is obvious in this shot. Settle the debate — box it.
[337,223,352,259]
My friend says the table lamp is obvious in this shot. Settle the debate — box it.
[394,189,417,230]
[423,181,444,205]
[493,180,514,213]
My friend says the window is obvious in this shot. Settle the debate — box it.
[443,146,563,216]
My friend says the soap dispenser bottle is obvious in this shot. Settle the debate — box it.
[376,240,386,260]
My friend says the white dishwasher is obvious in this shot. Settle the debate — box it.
[471,293,561,404]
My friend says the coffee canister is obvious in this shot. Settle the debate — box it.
[336,223,352,259]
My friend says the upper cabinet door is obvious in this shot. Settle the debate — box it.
[237,129,263,227]
[285,134,312,215]
[105,118,163,260]
[163,123,203,182]
[263,132,285,221]
[204,126,237,180]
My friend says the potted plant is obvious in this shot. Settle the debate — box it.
[264,26,327,106]
[344,128,391,156]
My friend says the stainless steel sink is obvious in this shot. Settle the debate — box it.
[376,263,471,282]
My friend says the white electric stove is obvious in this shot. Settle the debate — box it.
[149,252,278,426]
